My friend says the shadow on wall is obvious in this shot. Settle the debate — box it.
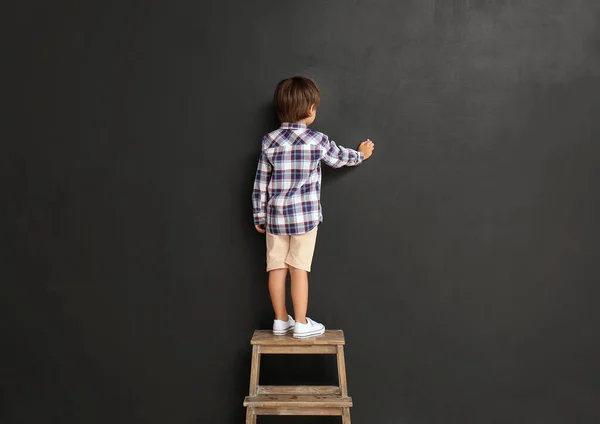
[321,157,355,187]
[229,101,281,424]
[238,100,281,323]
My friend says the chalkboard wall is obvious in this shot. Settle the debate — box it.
[4,1,600,423]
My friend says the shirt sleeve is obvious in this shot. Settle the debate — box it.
[252,151,272,226]
[320,134,364,168]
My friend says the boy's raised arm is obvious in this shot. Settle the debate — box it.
[320,135,373,168]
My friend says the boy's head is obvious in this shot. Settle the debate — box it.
[274,76,320,124]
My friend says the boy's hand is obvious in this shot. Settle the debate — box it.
[358,139,375,160]
[255,224,266,234]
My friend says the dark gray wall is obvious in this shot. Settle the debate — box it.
[3,1,600,423]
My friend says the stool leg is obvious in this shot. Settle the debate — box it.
[248,345,261,396]
[342,407,351,423]
[337,345,348,397]
[246,407,256,424]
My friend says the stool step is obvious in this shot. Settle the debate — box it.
[258,385,340,395]
[244,394,353,408]
[251,330,345,346]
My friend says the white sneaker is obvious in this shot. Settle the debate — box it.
[273,315,295,335]
[293,317,325,339]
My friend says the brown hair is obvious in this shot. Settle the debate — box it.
[274,76,321,123]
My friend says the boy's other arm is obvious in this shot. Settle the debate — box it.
[320,135,374,168]
[252,151,271,232]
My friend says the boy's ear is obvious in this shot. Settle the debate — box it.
[308,104,316,116]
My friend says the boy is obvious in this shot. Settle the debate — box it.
[252,76,374,338]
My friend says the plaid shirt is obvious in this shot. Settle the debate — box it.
[252,123,364,235]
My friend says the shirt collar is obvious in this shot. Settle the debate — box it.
[280,122,307,130]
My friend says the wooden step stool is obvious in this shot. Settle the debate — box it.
[243,330,352,423]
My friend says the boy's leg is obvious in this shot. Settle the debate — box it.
[286,227,318,325]
[289,266,309,324]
[268,268,289,321]
[266,232,291,321]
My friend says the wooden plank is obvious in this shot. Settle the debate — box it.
[244,395,353,408]
[245,407,256,424]
[337,345,348,397]
[254,407,343,416]
[248,345,261,396]
[257,385,340,395]
[251,330,345,346]
[342,406,352,423]
[260,345,337,354]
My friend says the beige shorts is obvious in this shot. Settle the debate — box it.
[266,226,318,272]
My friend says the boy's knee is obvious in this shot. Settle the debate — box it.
[288,265,308,274]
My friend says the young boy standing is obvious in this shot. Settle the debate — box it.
[252,76,374,338]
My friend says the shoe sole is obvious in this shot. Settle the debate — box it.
[272,326,295,335]
[293,327,326,339]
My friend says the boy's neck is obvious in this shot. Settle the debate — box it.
[295,118,311,126]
